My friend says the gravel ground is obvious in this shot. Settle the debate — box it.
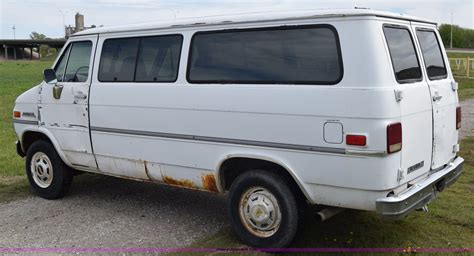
[0,98,473,249]
[0,175,228,248]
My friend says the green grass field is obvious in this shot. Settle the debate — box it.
[0,60,53,202]
[447,52,474,59]
[447,52,474,100]
[0,54,473,251]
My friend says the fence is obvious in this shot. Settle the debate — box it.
[449,58,474,79]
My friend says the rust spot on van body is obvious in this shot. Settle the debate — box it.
[162,176,196,188]
[144,161,152,181]
[202,174,218,192]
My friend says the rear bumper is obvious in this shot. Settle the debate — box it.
[376,157,464,220]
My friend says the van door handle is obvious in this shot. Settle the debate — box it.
[74,91,87,100]
[433,92,443,102]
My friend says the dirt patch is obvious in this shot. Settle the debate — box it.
[460,98,474,139]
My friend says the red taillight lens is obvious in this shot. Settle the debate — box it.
[456,107,461,130]
[346,135,367,146]
[387,123,402,154]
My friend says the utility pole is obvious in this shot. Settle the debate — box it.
[450,12,454,49]
[12,25,16,39]
[59,10,68,37]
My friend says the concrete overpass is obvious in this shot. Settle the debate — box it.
[1,39,66,60]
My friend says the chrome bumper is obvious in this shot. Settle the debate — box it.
[376,157,464,220]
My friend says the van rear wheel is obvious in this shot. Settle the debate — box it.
[227,170,300,248]
[25,140,73,199]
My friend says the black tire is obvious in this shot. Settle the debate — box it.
[227,170,301,248]
[25,140,73,199]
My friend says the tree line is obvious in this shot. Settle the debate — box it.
[439,24,474,49]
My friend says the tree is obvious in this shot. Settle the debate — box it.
[29,32,48,40]
[29,32,51,57]
[438,24,474,49]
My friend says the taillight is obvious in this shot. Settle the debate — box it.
[387,123,402,154]
[456,107,461,130]
[346,135,367,146]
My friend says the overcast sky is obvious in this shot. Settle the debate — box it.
[0,0,472,39]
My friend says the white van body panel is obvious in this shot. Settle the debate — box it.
[38,34,99,170]
[411,22,459,170]
[13,10,463,214]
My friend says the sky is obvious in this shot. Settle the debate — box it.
[0,0,473,39]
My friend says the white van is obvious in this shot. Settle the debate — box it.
[13,9,463,247]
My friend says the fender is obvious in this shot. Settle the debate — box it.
[20,127,74,168]
[215,152,313,203]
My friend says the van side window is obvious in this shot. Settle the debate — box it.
[63,41,93,82]
[135,35,182,82]
[54,45,71,82]
[188,25,343,85]
[98,35,183,83]
[416,30,448,80]
[99,38,140,82]
[383,26,422,84]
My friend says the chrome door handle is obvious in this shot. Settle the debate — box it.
[433,92,443,102]
[74,91,87,100]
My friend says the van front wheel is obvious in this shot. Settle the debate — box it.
[25,140,73,199]
[227,170,300,248]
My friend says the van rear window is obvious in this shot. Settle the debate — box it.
[187,25,343,85]
[383,26,422,83]
[416,30,448,80]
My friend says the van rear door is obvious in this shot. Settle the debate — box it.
[382,23,433,182]
[413,25,459,170]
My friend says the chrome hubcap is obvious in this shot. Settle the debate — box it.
[31,152,53,188]
[239,187,281,238]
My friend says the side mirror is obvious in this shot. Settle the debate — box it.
[43,69,57,84]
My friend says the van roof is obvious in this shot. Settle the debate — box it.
[73,8,437,36]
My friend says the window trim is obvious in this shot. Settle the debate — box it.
[383,24,424,84]
[186,24,344,85]
[54,43,72,82]
[415,28,449,81]
[98,34,184,83]
[61,41,93,83]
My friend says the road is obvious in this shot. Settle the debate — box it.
[0,98,473,249]
[447,48,474,54]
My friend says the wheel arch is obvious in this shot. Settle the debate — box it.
[20,127,72,167]
[216,153,311,203]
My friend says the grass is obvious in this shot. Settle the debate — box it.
[0,60,53,202]
[448,52,474,87]
[447,52,474,59]
[457,78,474,101]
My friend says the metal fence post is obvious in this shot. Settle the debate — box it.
[467,58,470,79]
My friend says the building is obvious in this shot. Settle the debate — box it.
[65,13,95,39]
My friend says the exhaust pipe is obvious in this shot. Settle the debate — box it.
[316,207,345,222]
